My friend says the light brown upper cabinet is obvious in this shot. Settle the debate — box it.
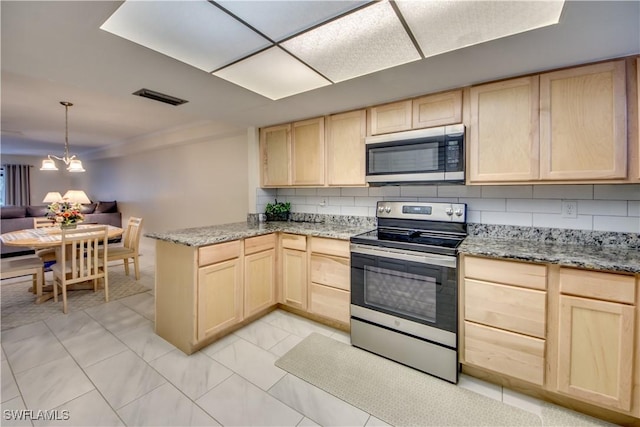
[413,91,463,129]
[260,113,367,188]
[292,117,325,186]
[326,110,367,186]
[370,90,463,135]
[540,60,627,180]
[469,60,629,184]
[260,124,291,187]
[369,100,412,135]
[469,76,540,182]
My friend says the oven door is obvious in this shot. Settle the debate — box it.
[350,244,457,337]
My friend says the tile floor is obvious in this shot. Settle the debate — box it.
[0,257,604,426]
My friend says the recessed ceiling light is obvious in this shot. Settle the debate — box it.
[213,47,331,100]
[281,0,421,83]
[395,0,565,58]
[215,0,370,42]
[100,0,271,72]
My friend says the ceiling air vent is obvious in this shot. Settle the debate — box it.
[132,88,188,106]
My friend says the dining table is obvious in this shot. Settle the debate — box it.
[0,224,124,303]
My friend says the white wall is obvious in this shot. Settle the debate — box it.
[270,184,640,233]
[87,131,249,257]
[0,154,86,205]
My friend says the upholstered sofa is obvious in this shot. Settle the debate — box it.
[1,201,122,257]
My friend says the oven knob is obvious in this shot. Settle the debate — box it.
[455,208,464,217]
[445,207,454,216]
[385,206,391,213]
[378,206,385,213]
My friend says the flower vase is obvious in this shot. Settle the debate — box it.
[60,223,77,230]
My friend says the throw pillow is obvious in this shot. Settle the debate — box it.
[80,203,97,214]
[95,201,118,213]
[26,205,49,217]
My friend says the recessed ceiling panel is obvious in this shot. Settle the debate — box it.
[215,0,370,42]
[281,1,421,83]
[100,0,271,72]
[396,0,565,58]
[213,47,331,100]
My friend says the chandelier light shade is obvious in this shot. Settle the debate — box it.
[42,192,63,203]
[40,101,86,173]
[62,190,91,204]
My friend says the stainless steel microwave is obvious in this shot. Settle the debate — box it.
[365,124,464,185]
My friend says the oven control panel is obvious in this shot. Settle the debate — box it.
[376,201,466,222]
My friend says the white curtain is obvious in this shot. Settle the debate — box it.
[3,164,31,206]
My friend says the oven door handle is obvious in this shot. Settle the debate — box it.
[350,244,456,269]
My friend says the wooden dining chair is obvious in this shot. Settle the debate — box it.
[99,217,143,280]
[1,256,44,300]
[33,217,57,265]
[51,225,109,314]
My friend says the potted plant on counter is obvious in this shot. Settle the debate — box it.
[265,199,291,222]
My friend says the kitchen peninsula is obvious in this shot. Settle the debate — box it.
[146,219,373,355]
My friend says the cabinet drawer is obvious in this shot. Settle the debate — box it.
[309,283,350,324]
[465,279,546,338]
[310,237,350,258]
[198,240,241,267]
[310,254,350,291]
[464,256,547,290]
[464,321,545,386]
[281,233,307,251]
[244,233,276,255]
[559,268,635,304]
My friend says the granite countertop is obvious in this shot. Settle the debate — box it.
[460,236,640,274]
[145,221,374,247]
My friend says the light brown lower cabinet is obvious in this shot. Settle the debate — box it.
[556,268,636,412]
[198,258,243,341]
[244,249,275,318]
[460,255,640,422]
[155,233,353,354]
[308,237,351,325]
[461,255,547,385]
[280,233,308,310]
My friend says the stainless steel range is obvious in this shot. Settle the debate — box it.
[350,201,467,383]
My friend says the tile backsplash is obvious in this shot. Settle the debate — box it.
[256,184,640,234]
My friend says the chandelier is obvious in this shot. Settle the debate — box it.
[40,101,85,172]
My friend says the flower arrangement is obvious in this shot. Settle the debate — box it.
[46,199,85,227]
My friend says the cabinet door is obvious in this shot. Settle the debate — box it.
[281,248,307,310]
[292,118,325,185]
[557,294,634,411]
[327,110,366,186]
[540,60,627,180]
[260,124,291,187]
[369,100,412,135]
[469,76,540,182]
[244,249,275,318]
[412,90,462,129]
[197,258,242,341]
